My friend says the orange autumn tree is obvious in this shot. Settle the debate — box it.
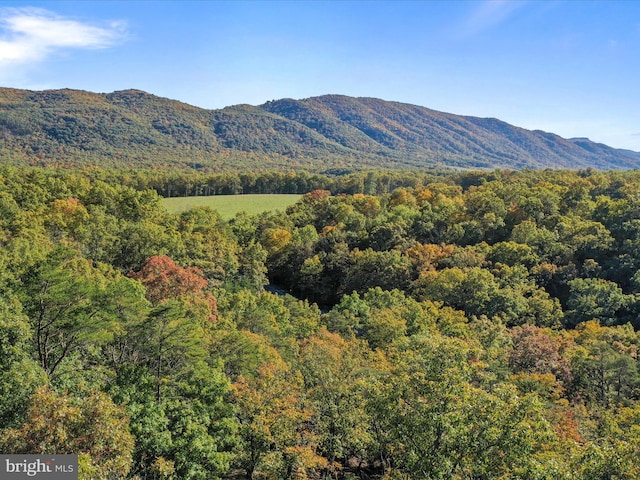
[405,242,455,275]
[129,255,217,320]
[130,255,207,303]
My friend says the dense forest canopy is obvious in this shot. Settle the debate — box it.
[2,166,640,478]
[1,88,639,171]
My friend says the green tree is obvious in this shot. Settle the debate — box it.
[136,300,209,403]
[343,248,411,295]
[487,241,540,268]
[175,206,239,284]
[0,295,46,428]
[463,187,508,242]
[568,322,640,407]
[112,216,185,272]
[298,329,375,473]
[237,240,269,292]
[369,335,557,479]
[165,362,237,480]
[20,247,148,378]
[108,365,173,479]
[565,278,628,327]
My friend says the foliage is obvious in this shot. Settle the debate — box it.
[2,88,639,172]
[0,386,134,478]
[2,167,640,478]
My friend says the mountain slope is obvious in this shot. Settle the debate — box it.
[0,87,637,171]
[262,95,640,169]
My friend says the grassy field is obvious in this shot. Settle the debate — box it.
[162,194,303,219]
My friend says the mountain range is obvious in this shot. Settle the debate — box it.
[0,87,638,171]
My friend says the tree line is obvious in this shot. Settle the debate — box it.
[54,167,452,198]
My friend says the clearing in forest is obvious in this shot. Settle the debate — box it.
[162,194,302,219]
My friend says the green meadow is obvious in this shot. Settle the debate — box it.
[162,194,303,219]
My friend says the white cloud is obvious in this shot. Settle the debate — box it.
[0,7,126,65]
[456,0,526,39]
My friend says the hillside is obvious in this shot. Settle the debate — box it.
[0,87,638,171]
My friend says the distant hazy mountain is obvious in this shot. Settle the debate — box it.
[0,88,638,171]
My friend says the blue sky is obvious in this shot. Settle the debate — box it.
[0,0,639,150]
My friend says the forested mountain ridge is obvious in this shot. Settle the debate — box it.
[261,95,640,169]
[1,87,638,171]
